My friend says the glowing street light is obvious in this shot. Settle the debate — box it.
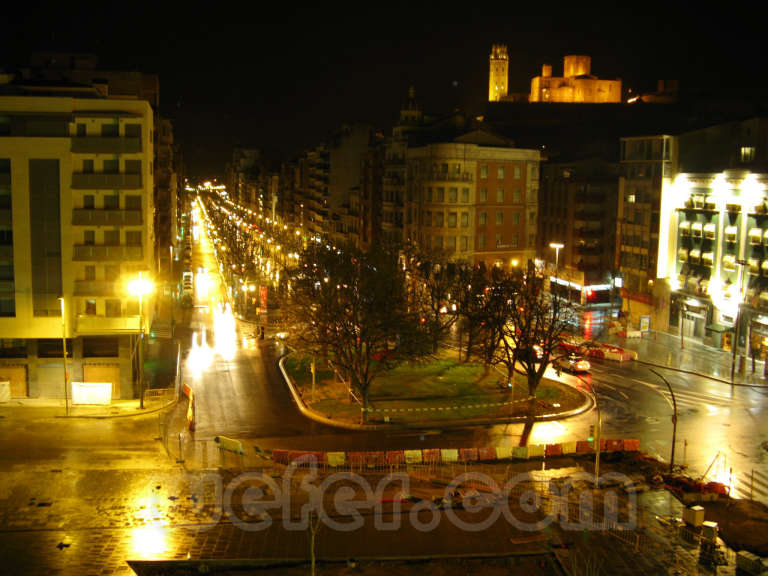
[128,272,154,409]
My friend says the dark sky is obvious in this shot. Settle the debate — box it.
[3,5,765,177]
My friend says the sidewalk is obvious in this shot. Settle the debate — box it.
[0,394,176,419]
[600,329,768,387]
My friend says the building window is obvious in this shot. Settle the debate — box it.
[101,123,118,137]
[424,211,431,226]
[529,233,535,247]
[125,124,141,138]
[103,159,119,174]
[449,188,457,202]
[512,189,521,202]
[103,194,119,210]
[514,165,521,179]
[496,233,503,247]
[125,195,141,210]
[448,212,457,227]
[437,188,445,202]
[478,234,486,249]
[76,124,86,137]
[461,212,469,227]
[479,212,487,226]
[496,189,504,202]
[83,195,95,209]
[126,231,142,246]
[447,236,456,250]
[496,211,503,226]
[528,211,536,225]
[461,188,469,202]
[83,159,94,173]
[85,265,96,281]
[511,234,519,248]
[85,299,96,315]
[104,230,120,245]
[434,235,443,249]
[426,187,432,202]
[480,188,488,201]
[105,299,121,317]
[497,166,505,179]
[453,163,460,175]
[125,159,141,174]
[105,265,119,281]
[84,230,95,245]
[480,165,488,179]
[441,163,448,173]
[513,212,520,225]
[460,236,468,251]
[435,212,444,227]
[741,147,756,162]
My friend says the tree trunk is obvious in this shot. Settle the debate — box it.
[518,396,538,447]
[527,370,540,398]
[361,391,369,423]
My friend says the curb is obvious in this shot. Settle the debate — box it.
[277,351,595,431]
[53,397,178,420]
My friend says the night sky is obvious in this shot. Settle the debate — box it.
[3,5,765,177]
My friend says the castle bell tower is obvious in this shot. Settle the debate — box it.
[488,44,509,102]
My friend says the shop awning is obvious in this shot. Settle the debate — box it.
[706,323,733,333]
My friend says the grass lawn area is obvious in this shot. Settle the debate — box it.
[284,351,587,424]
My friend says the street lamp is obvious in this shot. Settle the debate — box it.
[128,272,154,409]
[58,297,69,416]
[649,369,678,473]
[550,242,564,300]
[731,259,748,382]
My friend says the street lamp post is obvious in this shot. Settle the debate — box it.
[549,242,564,300]
[129,272,154,409]
[650,369,678,473]
[731,259,747,382]
[58,297,69,416]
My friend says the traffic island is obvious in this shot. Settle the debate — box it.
[280,352,591,429]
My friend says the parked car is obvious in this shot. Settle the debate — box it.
[553,353,591,373]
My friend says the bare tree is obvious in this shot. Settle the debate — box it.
[282,244,428,422]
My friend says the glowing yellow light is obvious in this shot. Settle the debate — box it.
[127,275,154,297]
[132,526,168,559]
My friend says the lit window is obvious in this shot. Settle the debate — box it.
[497,166,505,179]
[480,165,488,178]
[497,189,504,202]
[627,194,636,204]
[479,212,487,226]
[679,221,690,236]
[741,147,756,163]
[479,188,488,201]
[749,228,762,244]
[496,212,503,225]
[703,223,716,239]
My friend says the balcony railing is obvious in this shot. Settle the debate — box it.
[73,280,118,296]
[71,173,142,189]
[427,172,473,183]
[72,209,142,226]
[72,245,143,261]
[76,314,140,334]
[70,137,142,154]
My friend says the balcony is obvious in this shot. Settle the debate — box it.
[70,137,142,154]
[73,280,118,296]
[427,172,473,183]
[76,314,140,335]
[574,227,603,239]
[0,279,13,293]
[72,209,142,226]
[0,209,10,226]
[72,245,143,261]
[71,173,142,189]
[0,245,12,259]
[0,173,9,187]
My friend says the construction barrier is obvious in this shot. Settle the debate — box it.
[513,446,529,460]
[366,451,387,467]
[478,447,497,461]
[528,445,545,458]
[623,439,640,451]
[186,390,195,431]
[494,446,512,460]
[441,449,459,463]
[272,449,290,464]
[603,439,623,452]
[386,450,405,467]
[348,452,366,467]
[326,451,346,467]
[546,443,563,457]
[422,448,441,464]
[576,441,594,453]
[562,441,577,454]
[404,449,423,464]
[459,448,478,462]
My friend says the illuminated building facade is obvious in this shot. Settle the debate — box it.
[530,55,621,103]
[488,44,509,102]
[0,87,155,400]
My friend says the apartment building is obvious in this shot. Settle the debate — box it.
[405,133,540,268]
[0,89,155,400]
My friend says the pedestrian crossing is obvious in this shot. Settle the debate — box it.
[623,376,751,410]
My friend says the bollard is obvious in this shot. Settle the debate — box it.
[176,433,185,464]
